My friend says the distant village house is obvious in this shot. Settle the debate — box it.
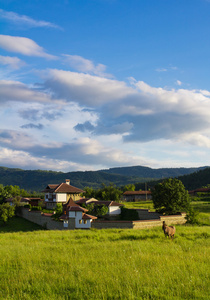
[123,190,152,202]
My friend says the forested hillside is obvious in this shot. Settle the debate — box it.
[0,167,144,191]
[0,165,208,192]
[102,166,206,178]
[178,167,210,190]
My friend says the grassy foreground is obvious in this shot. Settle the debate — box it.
[0,220,209,300]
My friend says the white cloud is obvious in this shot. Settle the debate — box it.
[0,9,62,30]
[181,133,210,148]
[0,147,86,172]
[0,80,58,104]
[176,80,182,86]
[41,69,210,146]
[0,35,57,59]
[0,130,147,169]
[63,54,112,77]
[44,69,135,106]
[0,55,25,70]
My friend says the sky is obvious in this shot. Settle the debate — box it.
[0,0,210,172]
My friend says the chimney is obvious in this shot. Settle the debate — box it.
[65,179,70,185]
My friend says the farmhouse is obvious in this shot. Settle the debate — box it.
[6,197,42,206]
[42,179,84,209]
[188,187,210,196]
[60,198,97,229]
[123,190,152,202]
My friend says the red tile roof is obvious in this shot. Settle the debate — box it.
[60,214,69,220]
[75,198,99,204]
[42,182,84,194]
[82,213,97,220]
[87,200,122,207]
[189,188,210,193]
[123,191,151,195]
[63,198,88,212]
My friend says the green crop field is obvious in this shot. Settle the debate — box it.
[0,203,210,300]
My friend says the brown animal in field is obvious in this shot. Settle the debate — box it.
[162,221,176,239]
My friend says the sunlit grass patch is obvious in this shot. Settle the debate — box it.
[0,225,209,299]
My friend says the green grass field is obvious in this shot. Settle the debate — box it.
[0,202,210,300]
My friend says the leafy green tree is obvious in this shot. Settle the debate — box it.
[82,203,108,217]
[95,204,108,217]
[0,203,15,224]
[53,203,63,219]
[152,178,190,214]
[96,183,122,201]
[0,184,12,204]
[82,187,96,198]
[123,184,135,192]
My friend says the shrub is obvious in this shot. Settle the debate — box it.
[53,203,63,220]
[120,206,139,220]
[186,207,199,225]
[31,206,42,211]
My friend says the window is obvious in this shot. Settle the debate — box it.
[79,220,82,224]
[84,220,87,224]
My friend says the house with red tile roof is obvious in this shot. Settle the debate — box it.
[60,198,97,229]
[42,179,84,209]
[188,187,210,196]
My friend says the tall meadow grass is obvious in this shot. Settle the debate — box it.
[0,224,209,299]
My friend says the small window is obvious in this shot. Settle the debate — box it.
[84,220,87,224]
[79,220,82,224]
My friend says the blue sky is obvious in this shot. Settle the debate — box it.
[0,0,210,172]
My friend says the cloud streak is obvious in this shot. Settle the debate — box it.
[0,35,57,59]
[0,55,25,70]
[0,9,62,30]
[63,54,112,77]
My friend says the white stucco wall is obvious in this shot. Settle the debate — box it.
[109,206,121,215]
[56,193,67,203]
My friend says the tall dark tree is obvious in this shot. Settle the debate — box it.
[152,178,190,214]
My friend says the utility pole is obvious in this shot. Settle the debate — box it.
[145,182,147,200]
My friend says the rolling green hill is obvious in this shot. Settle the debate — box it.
[0,165,208,192]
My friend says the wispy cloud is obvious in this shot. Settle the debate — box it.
[155,66,178,72]
[0,9,62,30]
[0,35,57,59]
[0,55,25,70]
[63,54,113,77]
[155,68,167,72]
[176,80,182,86]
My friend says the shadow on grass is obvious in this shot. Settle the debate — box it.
[0,216,43,233]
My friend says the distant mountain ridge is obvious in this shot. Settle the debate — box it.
[0,165,208,192]
[102,166,207,178]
